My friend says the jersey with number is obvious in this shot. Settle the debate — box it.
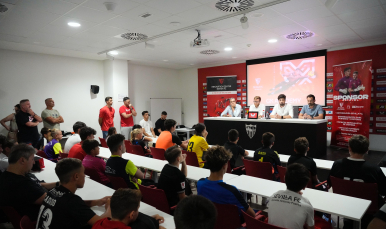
[187,135,209,168]
[253,147,281,175]
[36,185,96,229]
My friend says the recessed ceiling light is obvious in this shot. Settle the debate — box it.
[170,22,180,27]
[68,22,81,27]
[268,39,277,43]
[108,51,118,55]
[163,60,168,62]
[224,47,233,51]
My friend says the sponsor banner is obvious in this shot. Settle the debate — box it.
[237,89,241,92]
[377,93,386,97]
[325,116,332,120]
[377,111,386,115]
[327,89,333,93]
[203,113,208,117]
[327,73,333,77]
[203,98,207,101]
[326,111,333,114]
[237,85,241,87]
[236,102,241,104]
[237,97,241,100]
[203,87,207,89]
[237,80,241,83]
[242,101,247,105]
[327,83,333,88]
[327,127,332,130]
[370,117,373,121]
[327,100,333,104]
[377,99,386,103]
[376,129,386,133]
[328,121,332,125]
[327,94,333,99]
[376,105,386,109]
[203,110,207,112]
[377,68,386,73]
[203,94,207,97]
[331,60,372,148]
[242,89,247,91]
[242,80,246,83]
[327,78,333,82]
[203,106,207,108]
[376,81,386,85]
[323,105,333,109]
[370,129,373,133]
[242,93,246,96]
[377,75,386,79]
[237,93,241,96]
[376,123,386,127]
[206,75,237,117]
[203,83,207,86]
[376,117,386,121]
[243,84,247,87]
[377,87,386,91]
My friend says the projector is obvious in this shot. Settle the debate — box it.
[190,30,210,48]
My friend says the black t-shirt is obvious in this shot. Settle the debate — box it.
[157,164,188,207]
[253,147,281,174]
[15,110,39,144]
[224,141,246,168]
[130,212,159,229]
[105,156,138,189]
[0,171,46,220]
[288,154,317,176]
[154,119,165,136]
[328,158,386,196]
[132,139,148,154]
[171,134,182,145]
[36,185,96,229]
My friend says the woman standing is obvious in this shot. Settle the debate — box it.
[0,104,20,143]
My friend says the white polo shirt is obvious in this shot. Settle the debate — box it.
[248,103,266,115]
[271,103,293,118]
[0,153,9,172]
[139,119,153,136]
[64,134,81,154]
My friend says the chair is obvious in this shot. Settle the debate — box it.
[213,203,242,229]
[36,150,48,159]
[242,210,285,229]
[106,175,129,190]
[138,185,176,214]
[243,159,273,180]
[226,161,245,174]
[59,152,68,159]
[131,145,152,157]
[84,166,107,185]
[124,140,133,153]
[20,216,36,229]
[150,147,166,160]
[182,150,204,167]
[0,206,22,229]
[99,137,108,148]
[277,165,286,183]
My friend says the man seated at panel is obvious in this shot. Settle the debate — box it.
[253,132,281,180]
[68,127,96,161]
[36,158,111,229]
[221,98,242,117]
[224,129,249,175]
[270,94,293,119]
[249,96,265,118]
[158,145,192,207]
[299,94,324,119]
[197,145,256,219]
[156,119,188,150]
[64,121,86,154]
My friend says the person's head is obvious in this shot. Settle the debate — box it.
[55,158,85,188]
[174,195,217,229]
[161,111,167,120]
[193,123,207,137]
[142,111,149,121]
[40,127,51,141]
[306,94,315,107]
[130,128,143,142]
[229,98,236,108]
[285,163,310,193]
[45,98,55,108]
[110,189,142,224]
[228,129,239,143]
[353,71,358,79]
[73,121,86,134]
[278,94,286,105]
[79,127,96,141]
[262,132,275,147]
[8,144,36,173]
[165,145,183,164]
[107,134,126,154]
[164,119,177,132]
[344,67,351,77]
[294,137,309,155]
[105,97,113,106]
[348,135,369,156]
[14,104,20,113]
[50,128,63,141]
[253,96,261,106]
[205,145,232,173]
[82,140,100,156]
[123,97,130,107]
[3,141,15,157]
[132,124,142,130]
[0,135,6,154]
[108,127,117,137]
[19,99,31,112]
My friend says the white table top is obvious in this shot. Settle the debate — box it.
[175,128,194,132]
[227,175,370,221]
[204,117,327,124]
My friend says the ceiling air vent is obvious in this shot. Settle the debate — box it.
[121,33,148,41]
[215,0,254,12]
[200,50,220,55]
[139,12,152,18]
[285,31,315,40]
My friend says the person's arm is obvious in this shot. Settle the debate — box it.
[25,121,40,127]
[134,168,144,179]
[130,107,137,117]
[151,128,156,137]
[313,113,324,119]
[178,192,186,201]
[313,106,324,119]
[233,105,242,117]
[246,206,256,218]
[284,105,293,119]
[87,198,111,226]
[180,142,188,149]
[0,113,15,131]
[30,110,42,122]
[98,117,103,127]
[34,193,47,205]
[334,79,342,91]
[299,106,305,119]
[142,128,151,137]
[120,112,132,119]
[180,155,187,177]
[40,182,59,190]
[221,106,229,117]
[84,196,110,207]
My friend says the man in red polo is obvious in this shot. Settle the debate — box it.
[120,97,137,140]
[68,127,96,161]
[99,97,115,139]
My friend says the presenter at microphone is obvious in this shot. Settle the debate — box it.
[221,98,241,117]
[270,94,293,119]
[249,96,265,118]
[298,94,324,119]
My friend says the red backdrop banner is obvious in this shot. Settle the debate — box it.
[206,76,237,117]
[331,60,372,147]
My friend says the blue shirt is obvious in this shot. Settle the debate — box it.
[197,178,249,212]
[221,104,242,117]
[300,104,324,118]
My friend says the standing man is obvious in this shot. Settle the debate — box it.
[15,99,42,148]
[249,96,265,118]
[299,94,324,119]
[220,98,241,117]
[334,67,352,95]
[349,71,365,95]
[139,111,156,138]
[119,97,137,140]
[270,94,293,119]
[155,111,167,136]
[41,98,64,130]
[99,97,115,139]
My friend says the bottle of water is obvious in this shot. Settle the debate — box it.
[266,111,270,119]
[262,110,265,119]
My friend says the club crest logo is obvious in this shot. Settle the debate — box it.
[347,105,350,109]
[255,78,261,85]
[245,124,256,139]
[340,103,344,107]
[219,79,224,84]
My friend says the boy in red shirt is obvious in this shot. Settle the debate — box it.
[68,127,96,161]
[99,97,115,139]
[119,97,137,140]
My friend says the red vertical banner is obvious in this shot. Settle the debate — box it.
[331,60,372,147]
[206,76,237,117]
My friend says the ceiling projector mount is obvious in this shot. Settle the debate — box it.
[190,30,210,48]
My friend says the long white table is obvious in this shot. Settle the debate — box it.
[227,175,370,229]
[174,128,194,139]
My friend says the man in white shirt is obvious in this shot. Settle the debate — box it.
[63,121,86,154]
[268,163,314,229]
[139,111,156,138]
[221,98,242,117]
[249,96,265,118]
[0,136,14,172]
[270,94,293,119]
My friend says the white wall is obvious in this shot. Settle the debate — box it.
[0,49,105,138]
[178,68,199,127]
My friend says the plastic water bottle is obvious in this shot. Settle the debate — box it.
[266,111,270,119]
[262,110,265,119]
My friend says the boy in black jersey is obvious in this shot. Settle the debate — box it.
[253,132,281,180]
[224,129,249,175]
[36,158,111,229]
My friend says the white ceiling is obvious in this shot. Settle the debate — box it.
[0,0,385,69]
